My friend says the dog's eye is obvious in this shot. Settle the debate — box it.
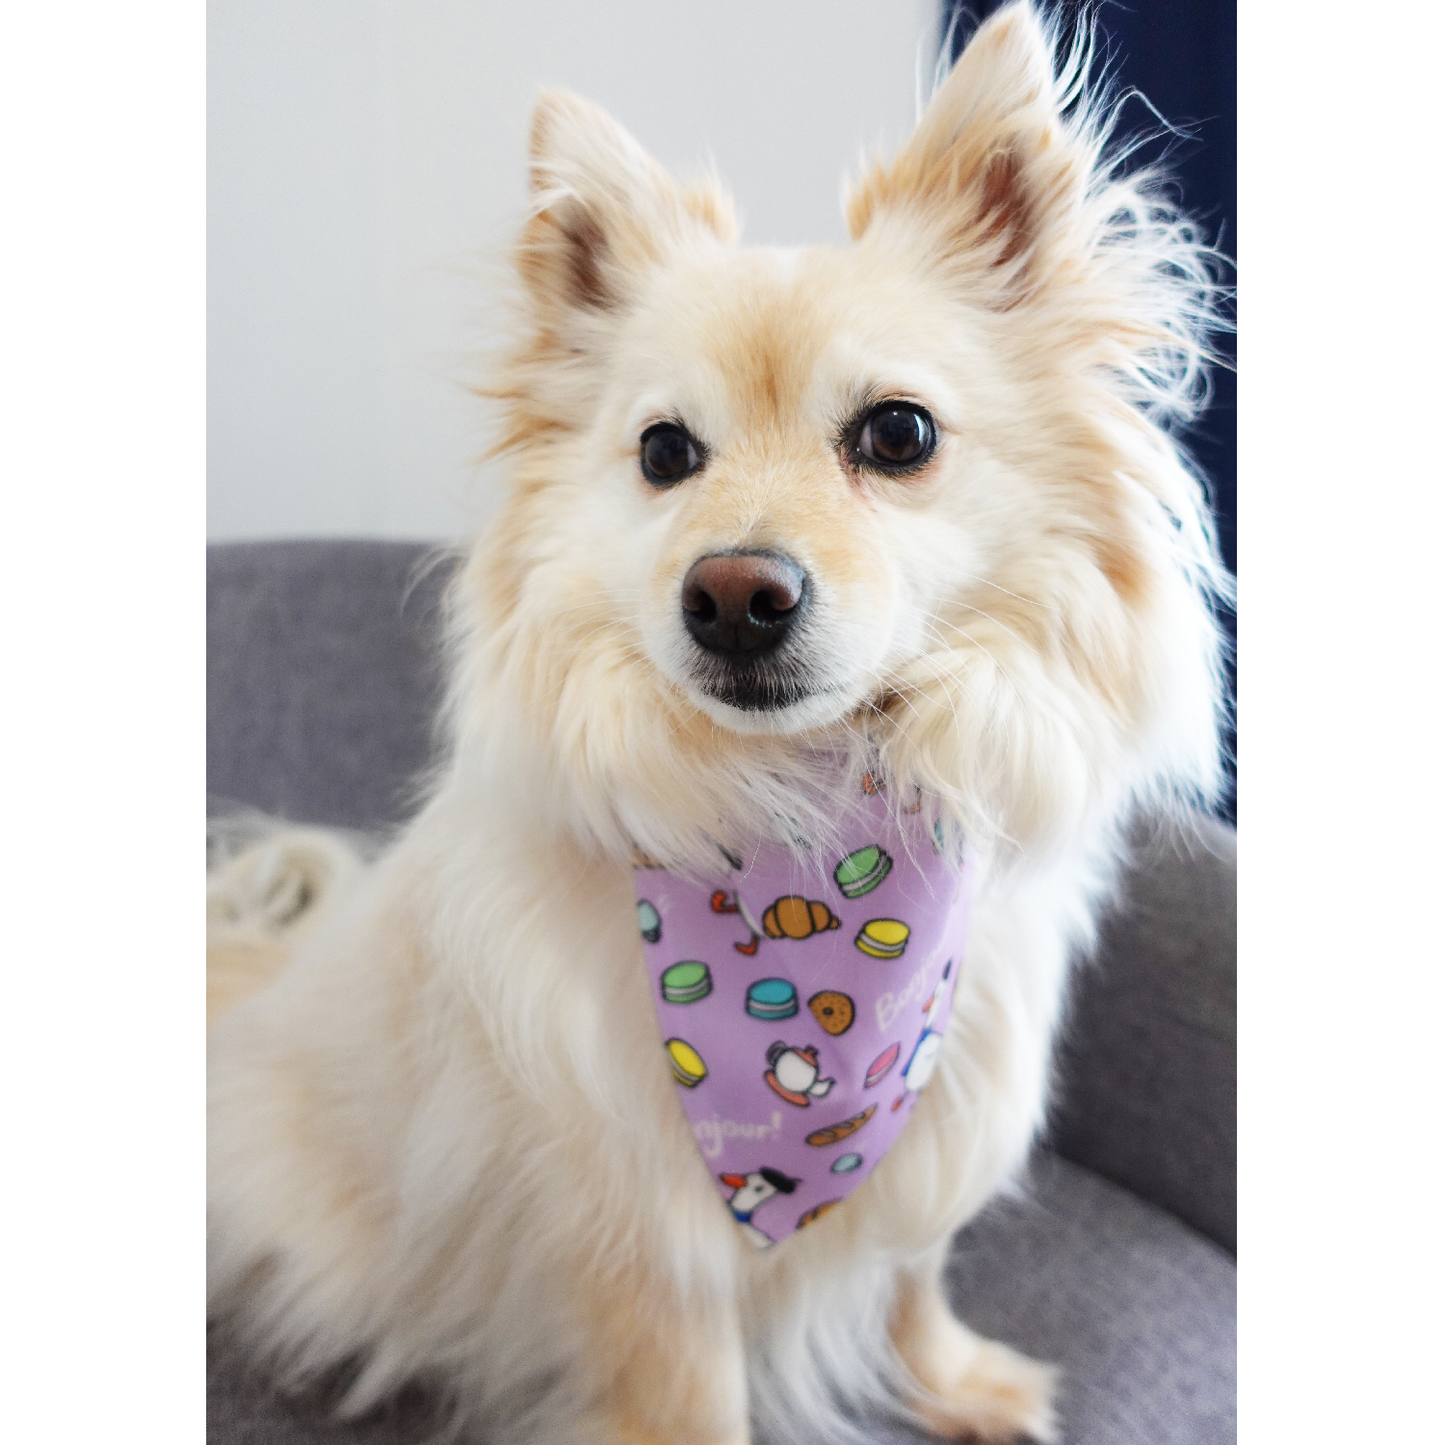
[855,404,936,472]
[639,423,702,486]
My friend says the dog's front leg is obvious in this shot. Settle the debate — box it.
[890,1248,1057,1444]
[577,1267,750,1445]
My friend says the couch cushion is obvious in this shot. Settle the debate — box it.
[1047,819,1237,1253]
[938,1152,1235,1445]
[208,540,453,829]
[207,1153,1234,1445]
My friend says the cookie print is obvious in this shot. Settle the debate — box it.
[796,1200,841,1230]
[807,989,855,1036]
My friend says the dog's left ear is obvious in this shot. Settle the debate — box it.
[846,2,1089,303]
[518,91,736,331]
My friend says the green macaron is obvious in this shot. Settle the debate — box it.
[834,844,892,899]
[660,960,712,1005]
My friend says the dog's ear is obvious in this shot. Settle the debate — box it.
[845,2,1089,303]
[518,91,735,327]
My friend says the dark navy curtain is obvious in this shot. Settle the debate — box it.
[942,1,1236,818]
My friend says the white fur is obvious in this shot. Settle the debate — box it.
[208,7,1228,1442]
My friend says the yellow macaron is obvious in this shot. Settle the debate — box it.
[666,1038,707,1088]
[854,918,910,959]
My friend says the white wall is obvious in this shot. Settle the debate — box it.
[208,0,940,542]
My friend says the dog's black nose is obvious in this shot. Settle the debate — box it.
[681,551,808,658]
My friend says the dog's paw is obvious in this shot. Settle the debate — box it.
[891,1274,1058,1443]
[911,1335,1058,1444]
[598,1411,749,1445]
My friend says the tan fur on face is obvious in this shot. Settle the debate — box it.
[209,7,1228,1443]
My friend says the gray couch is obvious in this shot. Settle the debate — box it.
[207,540,1236,1445]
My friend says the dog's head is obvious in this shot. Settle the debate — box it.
[453,2,1227,865]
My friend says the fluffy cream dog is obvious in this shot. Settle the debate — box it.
[207,5,1228,1442]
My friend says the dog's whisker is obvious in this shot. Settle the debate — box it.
[939,603,1033,653]
[910,618,1025,705]
[957,574,1053,612]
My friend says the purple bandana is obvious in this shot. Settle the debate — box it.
[634,779,972,1247]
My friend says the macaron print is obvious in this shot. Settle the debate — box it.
[637,899,662,944]
[831,1152,863,1174]
[808,990,855,1036]
[805,1104,877,1147]
[666,1038,707,1088]
[833,844,892,900]
[864,1042,901,1088]
[855,918,910,959]
[659,960,711,1005]
[762,896,841,940]
[746,978,798,1021]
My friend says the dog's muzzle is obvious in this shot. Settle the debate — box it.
[680,550,810,710]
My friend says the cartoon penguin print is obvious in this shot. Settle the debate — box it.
[893,961,952,1111]
[719,1167,801,1249]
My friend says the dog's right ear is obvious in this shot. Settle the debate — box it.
[517,92,735,331]
[844,4,1087,308]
